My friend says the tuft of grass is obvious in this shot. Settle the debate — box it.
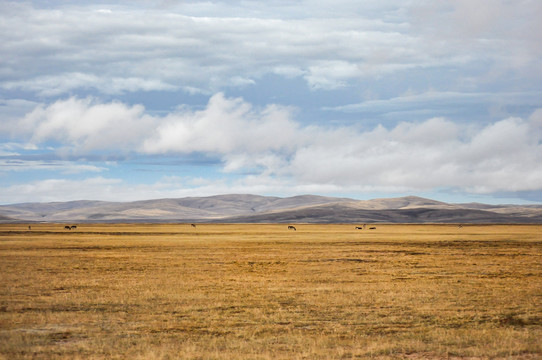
[0,223,541,359]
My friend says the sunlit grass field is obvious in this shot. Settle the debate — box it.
[0,223,541,359]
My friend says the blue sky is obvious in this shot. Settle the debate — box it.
[1,0,541,204]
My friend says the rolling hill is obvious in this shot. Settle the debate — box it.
[0,194,541,223]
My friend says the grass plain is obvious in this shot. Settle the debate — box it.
[0,223,541,359]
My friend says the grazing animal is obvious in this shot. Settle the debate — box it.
[369,227,376,230]
[191,224,197,228]
[458,224,463,229]
[70,225,77,230]
[28,226,31,230]
[64,225,71,230]
[355,226,363,230]
[288,225,296,231]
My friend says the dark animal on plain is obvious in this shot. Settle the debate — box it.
[369,227,376,230]
[28,226,31,230]
[458,224,463,229]
[355,226,363,230]
[288,225,296,231]
[191,224,196,228]
[64,225,71,230]
[70,225,77,230]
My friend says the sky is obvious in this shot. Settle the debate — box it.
[1,0,542,205]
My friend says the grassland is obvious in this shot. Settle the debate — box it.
[0,223,541,359]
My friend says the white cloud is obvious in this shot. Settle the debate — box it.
[1,177,123,203]
[1,73,178,97]
[143,93,299,155]
[0,99,41,136]
[286,115,542,194]
[0,175,253,204]
[0,1,497,96]
[328,91,542,113]
[412,0,542,43]
[410,0,542,81]
[5,94,542,197]
[0,142,36,156]
[13,97,155,154]
[0,159,106,174]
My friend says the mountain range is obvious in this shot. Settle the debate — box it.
[1,194,541,224]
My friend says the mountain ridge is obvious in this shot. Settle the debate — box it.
[1,194,541,223]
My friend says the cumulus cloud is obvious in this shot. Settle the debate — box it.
[4,94,542,198]
[143,93,298,157]
[287,116,542,194]
[167,102,542,195]
[11,97,155,155]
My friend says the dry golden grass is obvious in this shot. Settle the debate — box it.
[0,223,541,359]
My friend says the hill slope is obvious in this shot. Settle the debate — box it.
[0,195,541,223]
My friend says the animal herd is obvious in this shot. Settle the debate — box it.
[288,224,376,231]
[52,224,465,232]
[59,224,379,232]
[355,224,375,230]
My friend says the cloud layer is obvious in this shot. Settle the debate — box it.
[3,95,541,201]
[1,1,541,204]
[2,1,540,96]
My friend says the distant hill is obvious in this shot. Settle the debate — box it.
[1,194,541,223]
[0,214,17,222]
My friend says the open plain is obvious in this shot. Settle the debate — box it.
[0,224,541,359]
